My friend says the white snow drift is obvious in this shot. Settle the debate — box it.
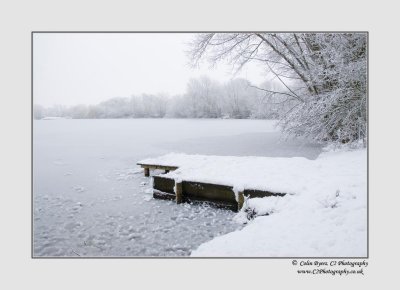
[139,148,367,257]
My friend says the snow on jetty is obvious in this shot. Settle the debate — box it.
[139,148,367,257]
[138,150,366,196]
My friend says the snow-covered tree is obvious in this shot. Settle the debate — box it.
[33,104,45,119]
[96,97,131,118]
[190,33,367,144]
[223,78,252,118]
[185,76,222,118]
[68,104,89,119]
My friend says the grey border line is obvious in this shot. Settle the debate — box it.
[31,31,369,259]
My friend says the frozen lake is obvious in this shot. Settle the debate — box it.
[33,119,322,257]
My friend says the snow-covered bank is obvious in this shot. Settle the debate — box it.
[188,149,367,257]
[141,148,367,257]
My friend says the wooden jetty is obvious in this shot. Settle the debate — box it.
[137,161,285,212]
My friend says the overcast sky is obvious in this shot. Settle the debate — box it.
[33,33,267,107]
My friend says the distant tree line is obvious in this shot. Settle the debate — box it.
[34,77,287,120]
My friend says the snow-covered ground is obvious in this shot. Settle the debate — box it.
[33,119,323,257]
[139,149,367,257]
[190,149,367,257]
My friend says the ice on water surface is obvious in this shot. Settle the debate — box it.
[33,119,322,257]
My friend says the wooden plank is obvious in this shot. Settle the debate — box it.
[137,163,178,171]
[175,181,183,204]
[238,191,244,210]
[152,175,286,212]
[153,176,175,194]
[153,176,238,210]
[182,181,236,203]
[153,190,175,201]
[244,189,285,198]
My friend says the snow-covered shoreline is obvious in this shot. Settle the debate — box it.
[140,148,367,257]
[190,149,367,257]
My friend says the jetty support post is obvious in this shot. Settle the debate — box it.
[144,167,150,177]
[238,191,244,211]
[175,181,183,204]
